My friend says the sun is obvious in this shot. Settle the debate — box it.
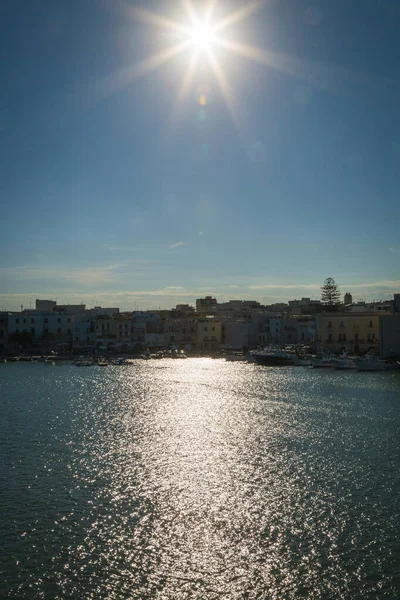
[188,22,217,51]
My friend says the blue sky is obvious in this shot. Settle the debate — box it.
[1,0,399,310]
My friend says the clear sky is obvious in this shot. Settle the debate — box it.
[1,0,399,311]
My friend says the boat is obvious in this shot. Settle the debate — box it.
[111,357,128,365]
[332,357,357,370]
[97,357,109,367]
[293,356,312,366]
[223,352,248,362]
[252,348,295,366]
[355,357,399,371]
[311,355,334,368]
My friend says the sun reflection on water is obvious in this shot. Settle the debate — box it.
[1,360,399,598]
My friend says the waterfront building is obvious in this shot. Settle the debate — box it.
[222,321,252,350]
[379,315,400,358]
[94,315,118,349]
[165,318,198,349]
[0,313,8,352]
[315,312,390,354]
[72,319,96,350]
[197,317,221,351]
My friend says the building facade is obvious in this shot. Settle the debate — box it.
[315,312,386,354]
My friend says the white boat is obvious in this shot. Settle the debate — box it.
[332,357,357,370]
[293,356,312,366]
[311,355,334,368]
[355,357,398,371]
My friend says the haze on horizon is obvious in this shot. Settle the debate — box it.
[1,0,399,312]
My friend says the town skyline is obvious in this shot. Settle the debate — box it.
[1,279,399,313]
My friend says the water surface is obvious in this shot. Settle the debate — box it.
[1,360,399,599]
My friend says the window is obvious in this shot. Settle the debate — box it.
[68,329,71,335]
[16,329,19,334]
[328,321,332,328]
[31,318,35,324]
[16,318,19,324]
[355,333,359,341]
[340,321,344,327]
[23,318,26,324]
[68,318,71,323]
[369,321,373,328]
[204,327,208,331]
[328,333,333,342]
[119,324,122,329]
[45,318,48,324]
[212,327,215,331]
[57,328,61,334]
[58,318,61,323]
[31,328,35,336]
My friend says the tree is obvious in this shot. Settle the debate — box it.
[321,278,341,311]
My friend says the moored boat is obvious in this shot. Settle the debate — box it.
[355,357,399,371]
[293,356,312,366]
[252,348,295,366]
[311,355,334,368]
[332,357,357,370]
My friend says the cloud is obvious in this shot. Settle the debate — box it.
[168,241,184,249]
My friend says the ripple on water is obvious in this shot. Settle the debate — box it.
[0,360,399,599]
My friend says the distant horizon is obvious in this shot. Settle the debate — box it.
[1,280,399,313]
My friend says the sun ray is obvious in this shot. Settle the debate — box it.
[215,38,372,95]
[204,0,217,23]
[176,49,201,104]
[166,49,201,130]
[83,40,192,108]
[115,0,191,35]
[205,48,250,145]
[182,0,200,27]
[214,0,265,33]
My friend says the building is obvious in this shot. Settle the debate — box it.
[344,293,353,305]
[94,315,118,349]
[72,319,95,350]
[394,294,400,314]
[217,300,261,317]
[315,312,389,354]
[222,321,251,349]
[379,315,400,358]
[35,299,57,312]
[165,318,198,349]
[197,317,221,351]
[0,313,8,352]
[196,296,217,314]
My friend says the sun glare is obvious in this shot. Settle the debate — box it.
[189,23,216,51]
